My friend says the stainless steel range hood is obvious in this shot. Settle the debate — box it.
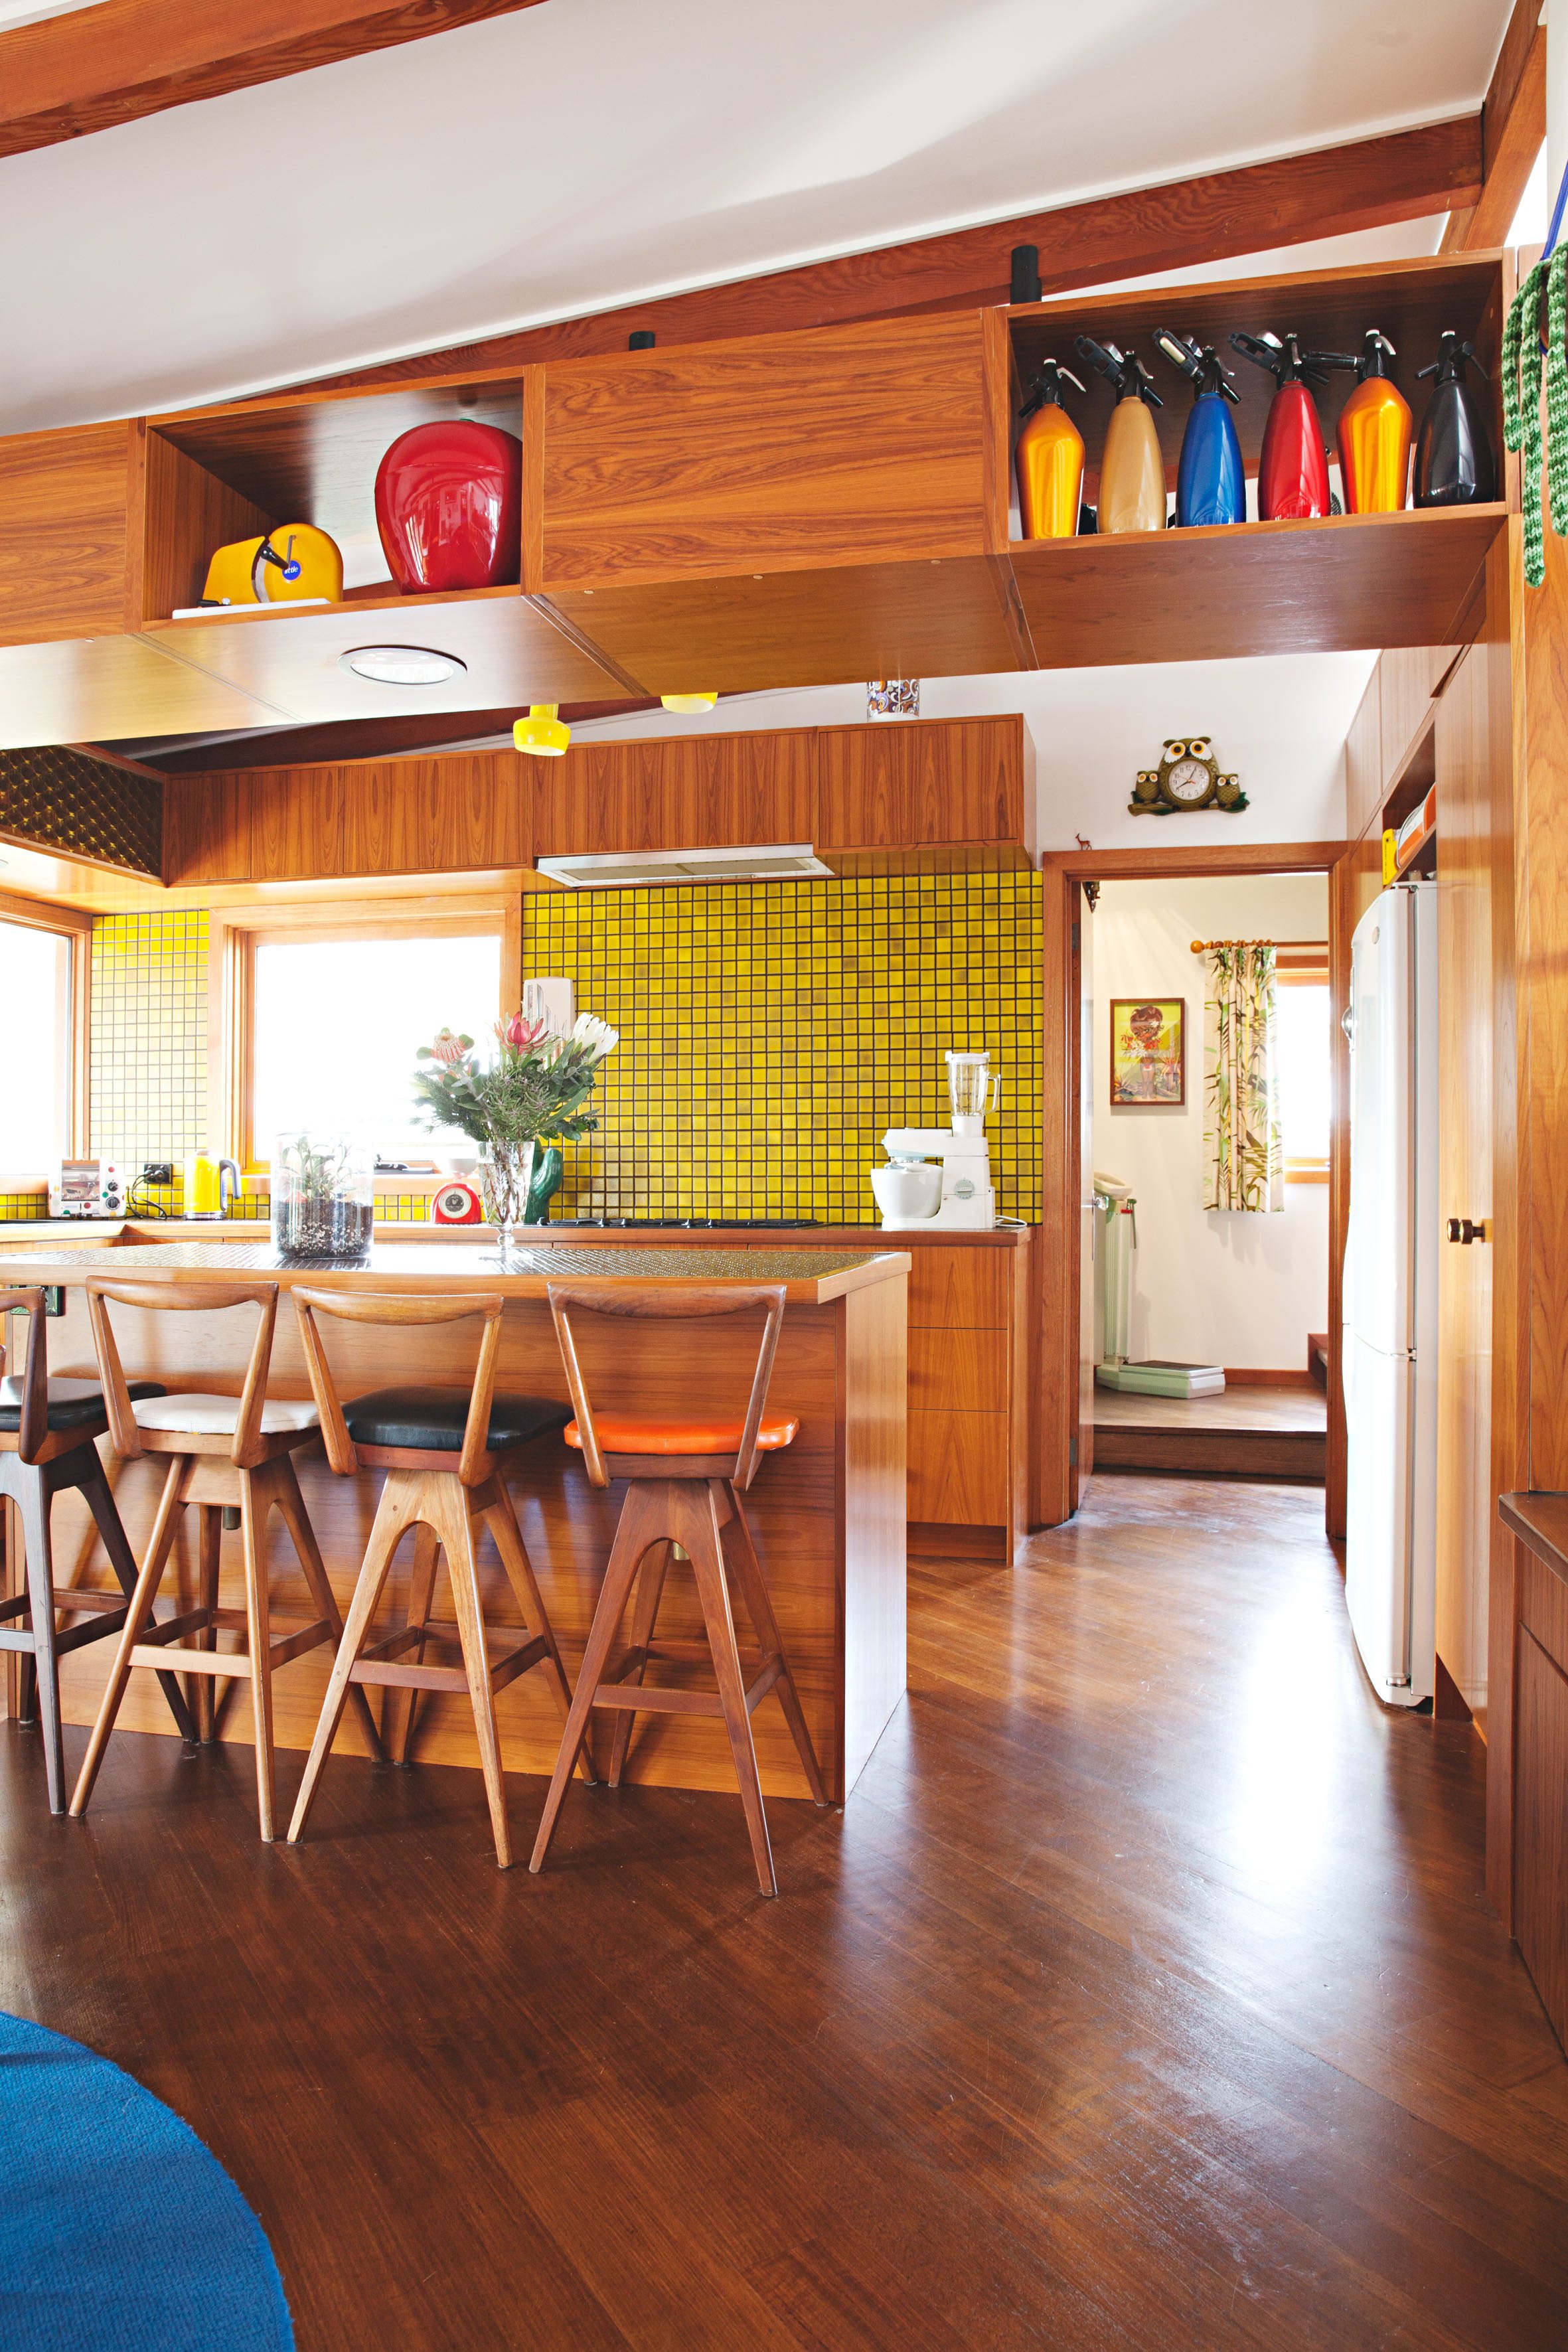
[536,843,834,888]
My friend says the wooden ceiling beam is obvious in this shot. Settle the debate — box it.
[297,114,1484,395]
[0,0,548,161]
[1441,0,1545,254]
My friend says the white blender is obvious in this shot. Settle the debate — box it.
[870,1050,999,1230]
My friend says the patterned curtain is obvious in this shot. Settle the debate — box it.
[1203,943,1283,1213]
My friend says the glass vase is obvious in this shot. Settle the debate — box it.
[272,1135,374,1259]
[481,1138,538,1262]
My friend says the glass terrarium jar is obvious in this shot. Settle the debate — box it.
[272,1135,374,1259]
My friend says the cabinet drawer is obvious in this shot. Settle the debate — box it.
[909,1326,1008,1415]
[908,1409,1009,1524]
[907,1247,1010,1330]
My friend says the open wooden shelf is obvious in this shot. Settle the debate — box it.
[142,367,528,620]
[1002,250,1507,503]
[1009,503,1506,666]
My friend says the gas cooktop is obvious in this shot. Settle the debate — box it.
[546,1217,823,1231]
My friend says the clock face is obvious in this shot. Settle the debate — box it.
[1164,756,1212,804]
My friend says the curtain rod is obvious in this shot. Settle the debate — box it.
[1189,936,1326,953]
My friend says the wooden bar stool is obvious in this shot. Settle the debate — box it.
[530,1281,828,1897]
[0,1289,195,1813]
[285,1289,588,1869]
[68,1277,381,1841]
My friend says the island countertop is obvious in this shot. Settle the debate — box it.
[0,1235,909,1305]
[3,1233,909,1817]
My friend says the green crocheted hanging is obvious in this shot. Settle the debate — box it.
[1503,246,1568,588]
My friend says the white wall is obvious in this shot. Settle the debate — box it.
[1093,872,1330,1372]
[562,649,1368,850]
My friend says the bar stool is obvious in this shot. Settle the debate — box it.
[285,1288,588,1869]
[0,1288,195,1812]
[68,1277,382,1841]
[530,1281,828,1897]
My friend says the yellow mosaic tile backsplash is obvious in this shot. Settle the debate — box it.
[524,872,1042,1221]
[3,874,1043,1225]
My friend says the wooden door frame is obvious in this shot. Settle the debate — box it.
[1038,838,1352,1533]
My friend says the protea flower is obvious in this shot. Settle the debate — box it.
[419,1027,473,1067]
[499,1012,549,1050]
[570,1012,619,1061]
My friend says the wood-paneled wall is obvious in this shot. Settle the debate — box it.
[163,716,1036,885]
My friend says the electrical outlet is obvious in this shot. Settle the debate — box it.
[141,1161,174,1184]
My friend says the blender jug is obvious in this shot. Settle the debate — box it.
[946,1051,1000,1133]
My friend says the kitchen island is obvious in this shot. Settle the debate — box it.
[0,1237,908,1806]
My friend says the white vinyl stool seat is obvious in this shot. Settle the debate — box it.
[131,1393,320,1437]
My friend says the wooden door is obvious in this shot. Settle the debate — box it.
[1435,643,1498,1727]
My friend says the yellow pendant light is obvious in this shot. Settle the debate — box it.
[514,704,570,757]
[660,692,718,714]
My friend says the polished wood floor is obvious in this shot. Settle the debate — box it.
[5,1473,1565,2349]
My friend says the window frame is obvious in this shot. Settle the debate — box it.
[1275,945,1331,1185]
[0,888,91,1182]
[217,895,520,1172]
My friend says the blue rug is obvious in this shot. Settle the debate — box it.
[0,2013,293,2350]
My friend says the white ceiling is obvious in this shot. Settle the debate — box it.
[0,0,1514,434]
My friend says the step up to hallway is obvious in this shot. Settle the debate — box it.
[1092,1380,1327,1482]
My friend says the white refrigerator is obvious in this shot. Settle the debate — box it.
[1342,881,1437,1708]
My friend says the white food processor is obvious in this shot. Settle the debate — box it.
[870,1050,1000,1230]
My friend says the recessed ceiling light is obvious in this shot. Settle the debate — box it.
[339,645,467,686]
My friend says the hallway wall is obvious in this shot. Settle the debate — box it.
[1093,872,1330,1372]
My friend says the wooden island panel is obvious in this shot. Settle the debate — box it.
[3,1239,906,1809]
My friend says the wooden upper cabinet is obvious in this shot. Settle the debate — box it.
[816,715,1034,858]
[537,311,1008,593]
[533,728,814,857]
[163,752,530,885]
[0,420,137,646]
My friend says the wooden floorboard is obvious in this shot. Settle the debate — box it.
[2,1472,1562,2349]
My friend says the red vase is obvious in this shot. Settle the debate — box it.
[374,420,522,593]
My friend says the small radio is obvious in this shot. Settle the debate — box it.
[50,1159,125,1218]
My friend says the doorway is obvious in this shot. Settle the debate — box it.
[1039,839,1351,1531]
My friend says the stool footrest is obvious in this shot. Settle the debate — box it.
[128,1612,331,1676]
[0,1609,130,1657]
[592,1652,783,1717]
[350,1626,548,1697]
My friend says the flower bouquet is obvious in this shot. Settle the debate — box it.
[412,1010,618,1255]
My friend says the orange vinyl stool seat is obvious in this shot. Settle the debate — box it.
[532,1280,828,1896]
[565,1414,799,1456]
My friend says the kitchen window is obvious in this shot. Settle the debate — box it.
[250,927,504,1167]
[0,909,84,1182]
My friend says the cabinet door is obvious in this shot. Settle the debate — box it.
[816,716,1025,851]
[533,728,815,856]
[0,422,134,647]
[541,311,1000,592]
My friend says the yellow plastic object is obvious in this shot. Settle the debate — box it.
[1097,402,1166,534]
[183,1150,221,1215]
[514,704,571,757]
[660,693,718,714]
[200,524,343,607]
[1381,828,1398,886]
[1016,402,1084,539]
[1338,376,1412,514]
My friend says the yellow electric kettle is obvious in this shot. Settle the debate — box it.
[183,1151,240,1219]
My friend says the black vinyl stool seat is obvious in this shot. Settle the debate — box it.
[0,1292,195,1814]
[343,1385,569,1454]
[0,1374,167,1434]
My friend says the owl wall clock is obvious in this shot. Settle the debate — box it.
[1131,738,1247,816]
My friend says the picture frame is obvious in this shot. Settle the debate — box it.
[1109,997,1186,1106]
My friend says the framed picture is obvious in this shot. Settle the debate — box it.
[1109,997,1186,1106]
